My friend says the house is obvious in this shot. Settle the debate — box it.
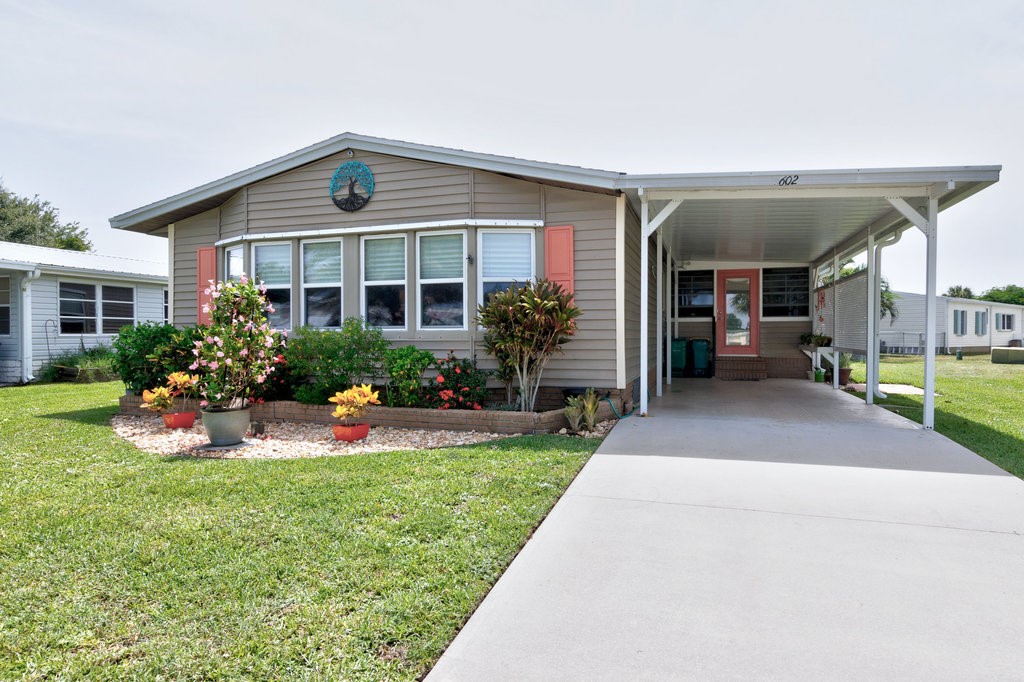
[0,241,167,383]
[883,291,1023,354]
[110,133,1000,426]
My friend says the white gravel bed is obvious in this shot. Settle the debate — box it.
[112,414,515,459]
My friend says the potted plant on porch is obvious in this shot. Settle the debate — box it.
[328,384,381,441]
[189,276,285,446]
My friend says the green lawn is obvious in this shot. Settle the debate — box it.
[0,382,597,680]
[850,354,1024,478]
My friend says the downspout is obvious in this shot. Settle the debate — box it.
[20,268,41,383]
[872,229,904,400]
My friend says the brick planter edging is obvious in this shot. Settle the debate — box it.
[118,395,614,435]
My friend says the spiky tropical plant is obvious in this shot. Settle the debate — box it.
[477,279,582,412]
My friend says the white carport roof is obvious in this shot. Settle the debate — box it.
[616,165,1000,265]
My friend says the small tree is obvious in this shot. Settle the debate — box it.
[477,279,581,412]
[945,285,974,299]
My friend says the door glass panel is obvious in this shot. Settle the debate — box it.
[725,277,751,346]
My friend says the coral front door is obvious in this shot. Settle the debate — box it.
[716,269,759,356]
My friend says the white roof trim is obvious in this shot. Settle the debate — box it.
[214,218,544,247]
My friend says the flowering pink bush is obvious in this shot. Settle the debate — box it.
[190,276,286,409]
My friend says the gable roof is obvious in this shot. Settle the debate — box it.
[0,241,167,282]
[110,132,624,234]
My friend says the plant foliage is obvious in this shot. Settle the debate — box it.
[980,284,1024,306]
[428,352,489,410]
[284,320,388,404]
[0,180,92,250]
[477,279,582,412]
[382,345,436,407]
[328,384,381,425]
[111,322,179,391]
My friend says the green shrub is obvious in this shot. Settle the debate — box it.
[111,322,178,391]
[382,345,436,407]
[147,326,209,380]
[38,344,117,383]
[427,352,490,409]
[285,320,388,404]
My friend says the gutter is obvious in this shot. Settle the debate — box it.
[20,268,41,383]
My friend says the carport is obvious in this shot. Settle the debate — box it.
[428,379,1024,680]
[616,165,1000,426]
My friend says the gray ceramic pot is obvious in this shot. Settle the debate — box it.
[201,408,251,446]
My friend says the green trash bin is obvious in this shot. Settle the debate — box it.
[690,337,711,377]
[671,338,688,376]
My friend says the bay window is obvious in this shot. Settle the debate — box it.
[301,240,343,327]
[362,235,406,329]
[253,242,292,329]
[225,245,244,281]
[478,230,534,303]
[418,232,466,329]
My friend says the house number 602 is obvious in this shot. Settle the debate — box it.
[778,174,799,186]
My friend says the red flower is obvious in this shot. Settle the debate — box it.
[455,367,461,374]
[472,404,482,410]
[436,375,445,383]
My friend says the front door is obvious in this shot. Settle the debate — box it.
[716,269,759,356]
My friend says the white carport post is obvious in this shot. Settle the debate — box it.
[666,248,673,386]
[656,226,663,397]
[887,196,940,429]
[865,232,876,405]
[639,194,683,416]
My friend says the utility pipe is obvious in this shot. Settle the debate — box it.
[20,268,41,383]
[872,229,904,400]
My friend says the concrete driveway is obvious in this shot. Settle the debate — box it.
[428,380,1024,680]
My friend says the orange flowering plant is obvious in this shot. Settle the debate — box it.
[141,371,199,413]
[328,384,381,425]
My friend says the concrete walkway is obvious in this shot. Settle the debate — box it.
[428,380,1024,681]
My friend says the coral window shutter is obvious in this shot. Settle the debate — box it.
[196,246,216,324]
[544,225,574,295]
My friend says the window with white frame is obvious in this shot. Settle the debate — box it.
[58,282,134,334]
[0,276,10,335]
[975,310,988,336]
[163,289,169,323]
[253,243,291,329]
[762,267,810,317]
[301,240,343,327]
[478,230,535,304]
[418,232,466,329]
[953,309,967,336]
[225,245,244,281]
[362,235,406,329]
[996,313,1015,331]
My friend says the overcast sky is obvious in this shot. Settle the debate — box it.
[2,0,1021,294]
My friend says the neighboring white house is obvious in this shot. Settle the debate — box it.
[0,241,168,383]
[885,291,1024,354]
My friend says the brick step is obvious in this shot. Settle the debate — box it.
[715,357,768,381]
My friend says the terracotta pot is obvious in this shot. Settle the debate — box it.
[201,407,251,446]
[333,423,370,442]
[838,367,853,386]
[162,411,196,429]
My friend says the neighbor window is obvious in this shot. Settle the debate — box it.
[677,270,714,318]
[996,313,1015,331]
[975,310,988,336]
[418,232,466,329]
[225,245,244,281]
[362,235,406,329]
[163,289,169,323]
[762,267,809,317]
[253,243,291,329]
[301,240,343,327]
[479,230,535,303]
[953,309,967,336]
[0,276,10,335]
[59,282,134,334]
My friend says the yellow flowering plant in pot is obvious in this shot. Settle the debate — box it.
[141,371,200,428]
[328,383,380,441]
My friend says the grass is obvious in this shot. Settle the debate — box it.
[0,381,598,680]
[849,354,1024,478]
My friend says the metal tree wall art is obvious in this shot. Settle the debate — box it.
[329,161,375,212]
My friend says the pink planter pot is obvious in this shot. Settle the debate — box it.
[332,423,370,442]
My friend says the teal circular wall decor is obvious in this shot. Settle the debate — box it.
[329,161,375,212]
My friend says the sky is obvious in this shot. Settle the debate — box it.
[1,0,1021,295]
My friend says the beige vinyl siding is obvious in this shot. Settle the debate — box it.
[220,190,246,240]
[172,208,220,325]
[471,171,543,219]
[540,187,617,387]
[245,151,472,233]
[624,205,642,385]
[760,319,810,358]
